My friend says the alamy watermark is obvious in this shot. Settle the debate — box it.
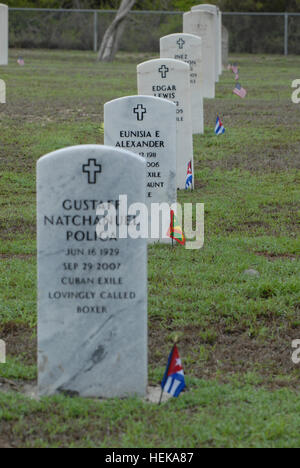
[291,80,300,104]
[0,79,6,104]
[291,340,300,365]
[94,196,204,250]
[0,339,6,364]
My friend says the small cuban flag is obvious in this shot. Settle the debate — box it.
[161,344,186,398]
[185,160,193,190]
[215,115,225,135]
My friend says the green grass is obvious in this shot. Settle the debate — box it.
[0,49,299,448]
[1,378,300,448]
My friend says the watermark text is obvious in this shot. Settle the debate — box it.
[0,79,6,104]
[291,79,300,103]
[0,339,6,364]
[292,339,300,364]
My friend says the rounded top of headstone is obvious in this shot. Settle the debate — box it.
[137,58,190,72]
[37,144,145,167]
[104,95,176,110]
[0,3,8,8]
[160,33,202,45]
[187,8,215,16]
[183,10,215,21]
[191,4,219,13]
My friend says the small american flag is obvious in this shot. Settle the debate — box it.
[233,83,247,99]
[17,57,25,66]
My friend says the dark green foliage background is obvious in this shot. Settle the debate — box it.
[6,1,300,54]
[5,0,300,11]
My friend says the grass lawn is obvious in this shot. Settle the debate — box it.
[0,49,299,448]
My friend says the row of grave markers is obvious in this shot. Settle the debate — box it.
[39,5,223,398]
[0,3,223,398]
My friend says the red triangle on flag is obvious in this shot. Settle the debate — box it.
[167,345,183,376]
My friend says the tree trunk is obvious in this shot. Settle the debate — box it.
[98,0,136,62]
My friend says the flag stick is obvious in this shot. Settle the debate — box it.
[158,383,164,406]
[158,344,175,406]
[170,210,174,248]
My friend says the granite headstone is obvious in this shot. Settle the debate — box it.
[183,10,216,98]
[0,4,8,66]
[137,59,194,190]
[104,95,177,243]
[37,145,147,398]
[191,4,221,81]
[222,25,229,69]
[160,33,204,135]
[218,10,223,75]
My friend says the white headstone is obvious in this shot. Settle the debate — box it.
[183,10,216,98]
[37,145,148,398]
[218,10,223,75]
[160,33,204,135]
[222,25,229,69]
[0,4,8,66]
[191,4,221,80]
[104,96,177,243]
[137,59,194,190]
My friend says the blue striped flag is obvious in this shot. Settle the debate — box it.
[215,115,225,135]
[161,345,186,398]
[185,161,193,189]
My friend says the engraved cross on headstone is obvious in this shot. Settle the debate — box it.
[82,159,102,184]
[158,65,169,79]
[177,38,185,49]
[133,104,147,121]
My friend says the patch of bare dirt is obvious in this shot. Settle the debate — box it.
[0,219,36,240]
[0,254,34,259]
[200,145,300,173]
[149,318,300,390]
[0,322,36,366]
[255,251,299,262]
[0,436,13,449]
